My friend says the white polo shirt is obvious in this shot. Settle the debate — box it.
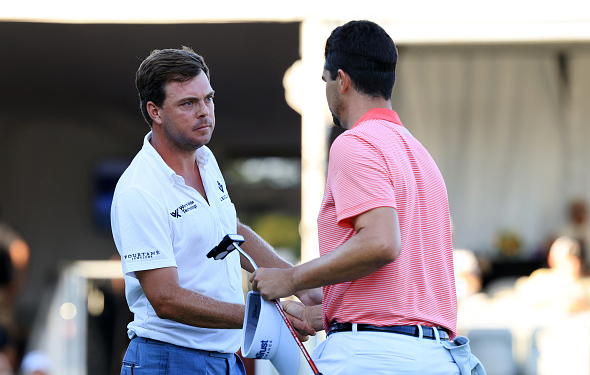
[111,132,243,353]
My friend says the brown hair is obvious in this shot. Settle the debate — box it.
[135,46,210,127]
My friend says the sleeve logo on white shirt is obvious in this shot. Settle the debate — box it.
[124,250,161,261]
[217,181,224,192]
[170,200,198,218]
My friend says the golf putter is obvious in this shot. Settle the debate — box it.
[208,234,323,375]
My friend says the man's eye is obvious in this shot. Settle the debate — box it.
[183,101,193,106]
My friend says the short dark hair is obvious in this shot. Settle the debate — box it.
[324,20,398,100]
[135,46,210,127]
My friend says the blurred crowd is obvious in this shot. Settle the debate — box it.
[0,209,50,375]
[454,199,590,374]
[455,198,590,318]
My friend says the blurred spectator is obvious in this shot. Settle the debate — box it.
[0,327,15,375]
[0,208,30,366]
[557,198,590,273]
[454,249,497,331]
[0,218,30,285]
[515,236,589,317]
[20,351,50,375]
[453,248,483,301]
[0,354,13,375]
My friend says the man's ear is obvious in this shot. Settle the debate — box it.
[337,69,351,94]
[146,101,162,125]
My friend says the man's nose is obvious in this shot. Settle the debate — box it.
[195,101,210,117]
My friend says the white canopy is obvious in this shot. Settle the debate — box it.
[4,0,590,43]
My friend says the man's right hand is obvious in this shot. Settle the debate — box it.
[282,300,324,334]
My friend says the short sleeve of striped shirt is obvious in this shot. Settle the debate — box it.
[328,133,397,229]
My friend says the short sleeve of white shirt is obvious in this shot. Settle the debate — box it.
[111,186,177,277]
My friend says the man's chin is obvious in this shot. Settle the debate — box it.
[193,129,213,145]
[194,137,211,148]
[176,136,211,151]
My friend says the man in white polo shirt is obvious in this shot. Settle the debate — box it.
[111,47,296,375]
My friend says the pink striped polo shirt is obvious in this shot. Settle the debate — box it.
[318,108,457,338]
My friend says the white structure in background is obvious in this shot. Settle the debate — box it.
[25,261,122,375]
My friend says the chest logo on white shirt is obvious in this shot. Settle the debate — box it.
[170,200,198,218]
[218,181,230,202]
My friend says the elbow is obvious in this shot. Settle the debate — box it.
[148,295,176,320]
[375,238,401,265]
[151,300,171,320]
[392,237,401,261]
[384,243,401,264]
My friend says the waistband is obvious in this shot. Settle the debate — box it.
[132,336,235,359]
[328,322,449,341]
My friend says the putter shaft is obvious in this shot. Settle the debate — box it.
[233,243,322,375]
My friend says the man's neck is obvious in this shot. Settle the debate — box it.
[343,95,392,130]
[150,132,199,178]
[150,134,208,201]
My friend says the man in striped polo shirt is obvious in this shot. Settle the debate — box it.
[251,20,484,374]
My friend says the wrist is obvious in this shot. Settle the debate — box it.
[287,266,301,296]
[308,305,324,332]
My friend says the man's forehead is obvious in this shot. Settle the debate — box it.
[165,74,213,99]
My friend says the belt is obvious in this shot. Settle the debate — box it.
[328,322,449,341]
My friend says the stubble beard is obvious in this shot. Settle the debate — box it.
[331,112,343,128]
[330,95,345,128]
[163,118,214,152]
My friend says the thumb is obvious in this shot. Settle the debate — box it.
[282,300,305,319]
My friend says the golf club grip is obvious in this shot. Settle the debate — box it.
[272,300,323,375]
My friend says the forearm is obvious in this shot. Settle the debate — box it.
[137,267,245,329]
[237,220,293,271]
[250,230,395,300]
[291,230,394,291]
[250,207,401,300]
[291,207,400,291]
[153,286,245,329]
